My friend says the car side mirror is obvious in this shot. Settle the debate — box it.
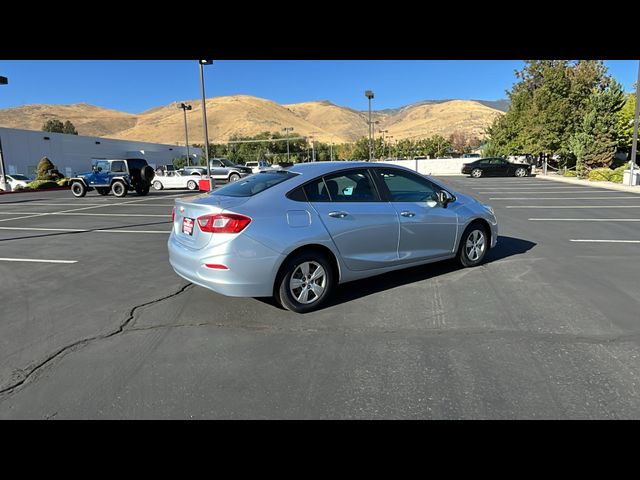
[437,190,455,208]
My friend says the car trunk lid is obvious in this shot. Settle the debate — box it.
[173,194,250,250]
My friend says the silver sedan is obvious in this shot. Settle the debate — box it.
[168,161,498,313]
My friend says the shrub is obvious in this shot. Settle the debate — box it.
[610,166,626,184]
[588,168,613,181]
[56,178,70,187]
[563,170,577,177]
[27,180,60,190]
[36,157,56,180]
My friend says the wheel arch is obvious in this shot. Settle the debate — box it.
[272,243,341,296]
[456,217,492,253]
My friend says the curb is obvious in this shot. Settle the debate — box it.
[0,186,71,195]
[536,174,640,194]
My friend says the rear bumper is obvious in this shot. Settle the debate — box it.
[167,232,284,297]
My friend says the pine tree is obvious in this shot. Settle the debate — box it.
[63,120,78,135]
[42,119,65,133]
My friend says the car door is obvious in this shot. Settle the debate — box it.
[490,158,510,176]
[89,160,111,186]
[210,160,227,179]
[372,167,458,262]
[305,168,400,271]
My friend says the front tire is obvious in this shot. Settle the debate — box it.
[153,181,163,190]
[111,181,128,198]
[471,168,483,178]
[187,180,197,190]
[276,252,334,313]
[458,223,489,267]
[228,173,240,183]
[71,181,87,197]
[514,167,527,177]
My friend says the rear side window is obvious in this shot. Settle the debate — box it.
[211,171,297,197]
[111,161,126,173]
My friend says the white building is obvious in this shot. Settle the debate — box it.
[0,127,202,178]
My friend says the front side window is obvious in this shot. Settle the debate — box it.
[95,160,109,172]
[375,168,439,202]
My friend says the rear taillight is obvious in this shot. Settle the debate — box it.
[197,213,251,234]
[171,207,175,221]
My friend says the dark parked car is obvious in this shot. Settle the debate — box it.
[461,157,532,178]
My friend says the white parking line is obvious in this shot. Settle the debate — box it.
[478,190,611,194]
[506,205,640,209]
[570,239,640,244]
[0,227,171,234]
[0,212,169,217]
[0,257,78,264]
[529,218,640,222]
[0,195,176,223]
[490,196,638,200]
[0,202,179,207]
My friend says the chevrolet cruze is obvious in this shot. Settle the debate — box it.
[168,161,498,313]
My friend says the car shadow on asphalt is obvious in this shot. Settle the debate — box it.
[257,235,537,312]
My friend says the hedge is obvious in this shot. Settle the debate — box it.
[588,168,614,182]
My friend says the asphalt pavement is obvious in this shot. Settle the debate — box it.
[1,176,639,419]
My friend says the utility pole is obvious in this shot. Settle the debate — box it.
[177,102,192,166]
[282,127,294,163]
[629,60,640,186]
[198,60,214,190]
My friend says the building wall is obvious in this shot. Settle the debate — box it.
[0,127,202,178]
[374,157,466,175]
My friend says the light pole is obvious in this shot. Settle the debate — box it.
[330,141,334,161]
[282,127,294,162]
[365,90,374,161]
[0,76,8,192]
[379,128,388,159]
[629,60,640,186]
[177,102,192,166]
[199,60,214,190]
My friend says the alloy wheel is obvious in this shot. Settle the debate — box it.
[289,261,327,305]
[465,229,486,262]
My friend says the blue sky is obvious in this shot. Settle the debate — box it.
[0,60,637,113]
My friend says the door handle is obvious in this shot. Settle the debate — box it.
[328,211,349,218]
[400,211,416,217]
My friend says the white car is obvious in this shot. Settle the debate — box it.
[245,161,271,174]
[152,170,200,191]
[0,174,32,191]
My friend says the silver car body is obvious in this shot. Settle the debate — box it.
[168,161,498,298]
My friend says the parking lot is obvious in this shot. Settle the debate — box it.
[1,175,640,419]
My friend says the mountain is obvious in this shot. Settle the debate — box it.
[0,96,505,145]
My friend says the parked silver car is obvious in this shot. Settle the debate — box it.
[209,158,252,183]
[168,161,498,313]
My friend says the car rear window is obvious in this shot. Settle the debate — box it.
[211,171,298,197]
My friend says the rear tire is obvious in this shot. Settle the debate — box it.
[187,180,197,190]
[71,181,87,197]
[276,252,334,313]
[112,181,128,198]
[471,168,483,178]
[458,223,489,267]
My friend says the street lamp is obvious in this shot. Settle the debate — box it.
[629,60,640,186]
[365,90,374,161]
[177,102,192,166]
[282,127,294,162]
[199,60,214,191]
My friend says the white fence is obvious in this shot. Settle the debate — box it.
[373,157,466,175]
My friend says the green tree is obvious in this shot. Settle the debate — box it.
[616,93,636,151]
[570,80,625,175]
[63,120,78,135]
[42,119,65,133]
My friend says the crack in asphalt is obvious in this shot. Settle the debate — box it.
[0,282,193,398]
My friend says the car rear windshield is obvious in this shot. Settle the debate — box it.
[211,171,298,197]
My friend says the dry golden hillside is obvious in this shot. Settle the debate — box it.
[0,96,503,145]
[381,100,502,140]
[0,103,138,137]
